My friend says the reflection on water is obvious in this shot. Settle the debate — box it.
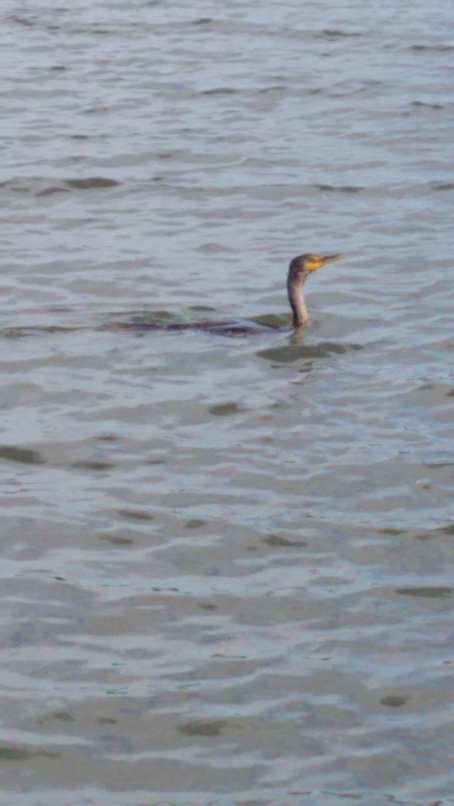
[257,340,360,363]
[0,445,45,465]
[1,0,454,803]
[396,587,453,599]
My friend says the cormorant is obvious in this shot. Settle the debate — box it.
[107,253,342,336]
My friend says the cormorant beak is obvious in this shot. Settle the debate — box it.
[308,254,343,272]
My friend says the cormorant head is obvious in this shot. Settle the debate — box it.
[289,253,342,280]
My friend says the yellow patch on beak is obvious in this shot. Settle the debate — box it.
[308,254,342,272]
[306,256,325,272]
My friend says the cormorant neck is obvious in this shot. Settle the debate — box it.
[287,269,309,327]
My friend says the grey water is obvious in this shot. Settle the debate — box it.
[1,1,454,803]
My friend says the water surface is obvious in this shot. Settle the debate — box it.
[1,1,454,803]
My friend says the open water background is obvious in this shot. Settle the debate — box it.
[1,1,454,803]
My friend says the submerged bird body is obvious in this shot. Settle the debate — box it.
[105,317,271,337]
